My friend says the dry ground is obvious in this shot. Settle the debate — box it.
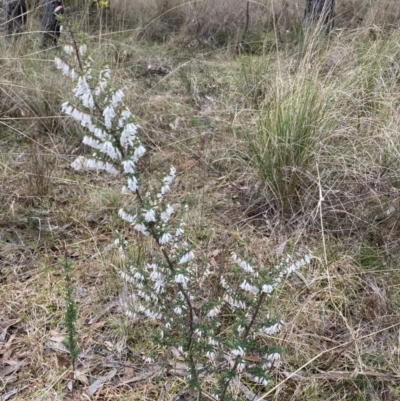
[1,2,400,400]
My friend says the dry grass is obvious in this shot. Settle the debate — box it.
[1,1,400,400]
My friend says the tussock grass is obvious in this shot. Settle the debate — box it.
[1,2,400,400]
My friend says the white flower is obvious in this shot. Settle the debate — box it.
[79,44,87,56]
[178,251,195,265]
[174,273,189,287]
[134,223,149,236]
[159,232,172,244]
[175,227,184,237]
[81,92,94,109]
[118,109,132,127]
[208,337,218,346]
[80,112,92,127]
[94,76,108,96]
[72,157,118,175]
[118,208,136,223]
[100,140,121,160]
[252,376,269,385]
[133,271,145,281]
[143,208,156,222]
[262,284,274,294]
[174,306,183,315]
[194,328,202,337]
[260,322,282,335]
[133,145,146,161]
[119,271,135,283]
[103,105,115,129]
[120,123,137,150]
[127,176,139,192]
[207,304,221,318]
[160,204,174,222]
[112,89,124,107]
[231,346,245,357]
[70,156,88,171]
[83,135,101,150]
[232,253,255,274]
[240,280,259,296]
[63,45,74,55]
[71,107,83,122]
[61,102,73,115]
[121,159,135,174]
[54,57,70,76]
[266,352,281,362]
[237,362,246,372]
[73,76,91,98]
[285,253,312,275]
[206,351,216,360]
[153,280,165,294]
[125,310,137,320]
[93,127,106,141]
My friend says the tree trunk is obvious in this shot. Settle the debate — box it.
[41,0,64,47]
[3,0,27,40]
[303,0,335,33]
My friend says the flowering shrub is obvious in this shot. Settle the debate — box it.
[56,32,312,400]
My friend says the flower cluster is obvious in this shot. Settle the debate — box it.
[58,36,313,401]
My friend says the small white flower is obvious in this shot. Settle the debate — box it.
[112,89,124,107]
[206,351,216,360]
[119,271,135,283]
[120,123,138,150]
[231,346,245,357]
[159,232,172,244]
[252,376,269,385]
[103,105,115,129]
[143,208,156,222]
[262,284,274,294]
[174,273,189,287]
[93,127,106,141]
[237,362,246,372]
[266,352,281,362]
[134,223,149,236]
[83,135,101,150]
[174,306,183,315]
[194,328,202,337]
[100,140,121,160]
[260,322,282,335]
[71,108,83,122]
[175,227,184,237]
[178,251,195,265]
[208,337,219,346]
[118,209,136,223]
[133,145,146,161]
[61,102,73,115]
[125,310,137,320]
[127,176,139,192]
[160,204,174,222]
[153,280,165,294]
[240,280,259,296]
[121,159,135,174]
[207,304,221,318]
[118,109,132,127]
[79,44,87,56]
[70,156,88,171]
[63,45,74,55]
[232,253,255,274]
